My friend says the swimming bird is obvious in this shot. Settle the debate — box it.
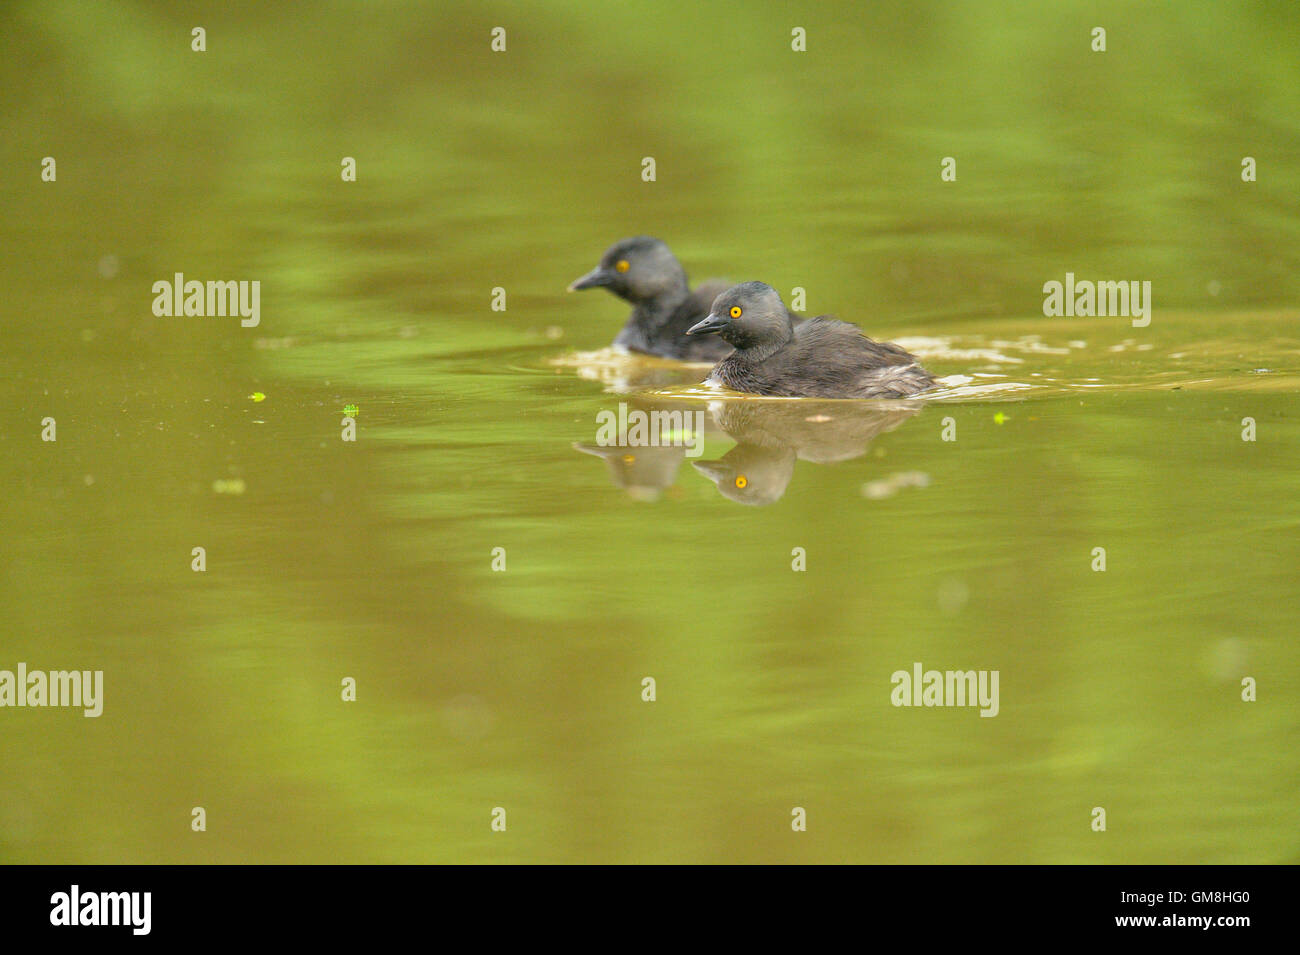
[686,282,935,398]
[567,237,732,361]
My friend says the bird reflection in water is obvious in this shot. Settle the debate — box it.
[572,441,690,502]
[573,395,715,501]
[693,400,922,505]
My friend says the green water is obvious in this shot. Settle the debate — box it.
[1,1,1298,863]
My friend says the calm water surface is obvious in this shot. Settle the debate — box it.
[1,1,1297,863]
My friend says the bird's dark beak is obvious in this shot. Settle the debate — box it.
[686,312,728,336]
[568,267,614,292]
[691,460,730,482]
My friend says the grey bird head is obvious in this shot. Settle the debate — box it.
[686,281,793,348]
[692,443,796,506]
[572,441,686,499]
[568,236,688,304]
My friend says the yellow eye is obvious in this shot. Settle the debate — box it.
[734,475,748,489]
[615,260,630,273]
[729,305,742,318]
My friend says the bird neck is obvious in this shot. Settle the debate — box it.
[730,321,794,361]
[636,283,690,324]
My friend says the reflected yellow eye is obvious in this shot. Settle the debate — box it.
[734,475,748,489]
[729,305,742,318]
[622,454,636,464]
[615,260,630,273]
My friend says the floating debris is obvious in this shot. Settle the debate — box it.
[248,392,266,402]
[937,577,970,614]
[861,471,931,500]
[253,336,298,350]
[212,478,246,495]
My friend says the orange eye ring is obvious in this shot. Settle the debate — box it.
[734,475,748,488]
[729,305,742,318]
[615,260,630,273]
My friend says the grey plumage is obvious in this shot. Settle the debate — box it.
[688,282,935,399]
